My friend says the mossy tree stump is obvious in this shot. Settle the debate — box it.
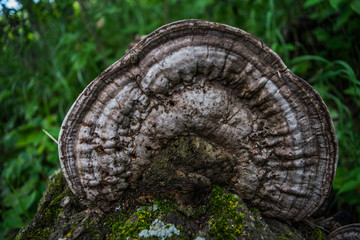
[16,137,324,240]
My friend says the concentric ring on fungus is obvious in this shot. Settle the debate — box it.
[328,224,360,240]
[58,20,338,221]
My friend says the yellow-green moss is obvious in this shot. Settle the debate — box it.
[277,232,293,239]
[107,198,182,239]
[209,186,244,240]
[63,224,76,238]
[310,228,326,240]
[109,211,153,239]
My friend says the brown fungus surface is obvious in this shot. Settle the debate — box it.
[58,20,337,221]
[328,224,360,240]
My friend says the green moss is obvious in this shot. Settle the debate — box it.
[15,170,66,240]
[277,232,293,239]
[153,199,176,215]
[249,207,260,213]
[192,205,207,219]
[248,208,261,229]
[310,228,325,240]
[110,211,153,239]
[63,224,76,238]
[208,186,244,240]
[108,198,180,239]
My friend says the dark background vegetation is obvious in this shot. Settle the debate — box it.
[1,0,359,238]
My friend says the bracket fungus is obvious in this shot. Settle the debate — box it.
[328,224,360,240]
[58,20,337,221]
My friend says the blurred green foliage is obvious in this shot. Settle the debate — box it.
[0,0,359,239]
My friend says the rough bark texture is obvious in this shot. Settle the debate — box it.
[17,170,328,240]
[58,19,337,221]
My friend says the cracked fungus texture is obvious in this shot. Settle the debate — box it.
[58,20,337,221]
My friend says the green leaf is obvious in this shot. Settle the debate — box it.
[2,131,18,148]
[334,5,354,30]
[0,222,10,239]
[313,28,329,42]
[351,0,360,14]
[291,55,330,65]
[304,0,325,8]
[2,192,19,208]
[0,89,11,101]
[347,168,360,181]
[334,60,359,83]
[338,180,360,194]
[20,175,39,196]
[344,87,360,97]
[3,210,23,229]
[24,191,37,210]
[16,129,43,148]
[330,0,344,10]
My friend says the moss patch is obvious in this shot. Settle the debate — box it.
[109,210,153,239]
[107,198,184,239]
[15,170,67,240]
[16,170,312,239]
[277,232,293,239]
[310,228,326,240]
[208,186,244,239]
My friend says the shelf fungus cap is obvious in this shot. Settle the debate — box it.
[328,224,360,240]
[58,20,337,221]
